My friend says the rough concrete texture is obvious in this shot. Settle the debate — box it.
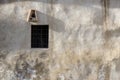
[0,0,120,80]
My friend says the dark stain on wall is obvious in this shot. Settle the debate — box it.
[103,26,120,49]
[101,0,110,26]
[105,65,111,80]
[105,27,120,39]
[112,57,120,72]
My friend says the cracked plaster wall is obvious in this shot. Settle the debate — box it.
[0,0,120,80]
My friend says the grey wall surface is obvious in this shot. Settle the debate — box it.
[0,0,120,80]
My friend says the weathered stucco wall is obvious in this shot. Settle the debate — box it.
[0,0,120,80]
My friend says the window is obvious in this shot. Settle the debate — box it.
[27,9,38,22]
[31,25,49,48]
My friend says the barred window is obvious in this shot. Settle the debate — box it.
[31,25,49,48]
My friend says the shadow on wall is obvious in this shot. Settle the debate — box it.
[0,11,65,50]
[0,0,120,8]
[36,11,65,33]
